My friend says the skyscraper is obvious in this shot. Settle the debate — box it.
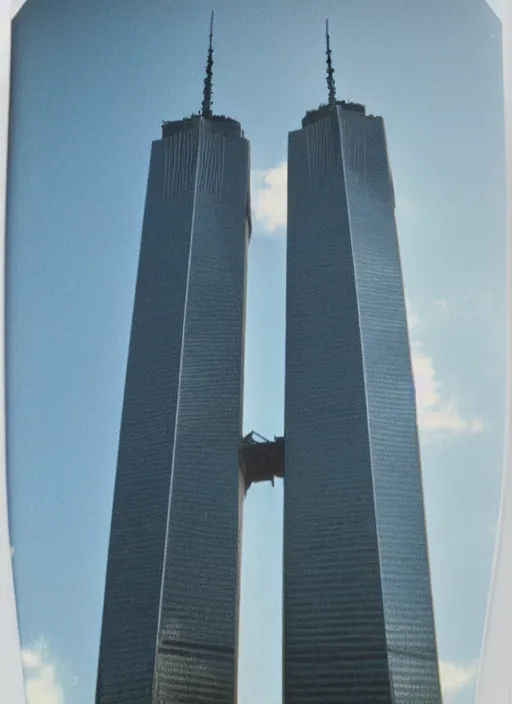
[283,23,442,703]
[96,16,251,703]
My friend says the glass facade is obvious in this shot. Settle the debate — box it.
[96,117,250,704]
[283,104,442,703]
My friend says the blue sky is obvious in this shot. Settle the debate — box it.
[5,0,505,703]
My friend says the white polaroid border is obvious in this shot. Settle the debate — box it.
[0,2,509,703]
[0,1,26,702]
[476,0,512,700]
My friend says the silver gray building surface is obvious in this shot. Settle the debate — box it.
[96,115,250,704]
[283,100,442,703]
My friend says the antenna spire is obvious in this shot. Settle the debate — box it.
[201,11,214,118]
[325,19,337,106]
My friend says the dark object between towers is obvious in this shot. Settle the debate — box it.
[238,432,284,494]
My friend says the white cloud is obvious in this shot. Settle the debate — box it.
[22,649,43,670]
[21,640,64,704]
[411,344,484,439]
[396,195,423,224]
[405,300,420,331]
[407,301,483,440]
[433,298,450,315]
[251,162,287,233]
[440,659,478,699]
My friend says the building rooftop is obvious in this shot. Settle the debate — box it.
[302,100,366,128]
[161,114,243,139]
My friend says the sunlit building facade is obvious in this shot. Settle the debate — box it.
[96,114,250,704]
[283,99,442,702]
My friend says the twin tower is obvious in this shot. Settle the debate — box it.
[96,16,443,704]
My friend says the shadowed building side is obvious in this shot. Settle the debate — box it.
[96,115,250,704]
